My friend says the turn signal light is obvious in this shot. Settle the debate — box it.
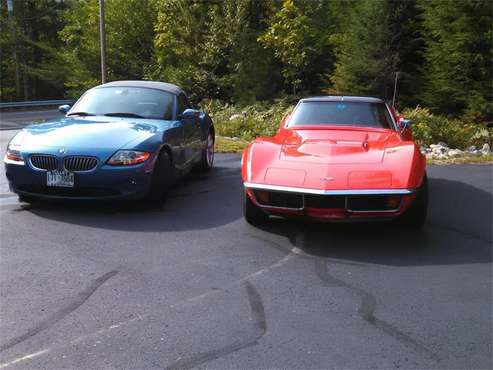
[385,196,401,209]
[5,148,24,164]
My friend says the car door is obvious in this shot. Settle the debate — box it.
[177,93,201,164]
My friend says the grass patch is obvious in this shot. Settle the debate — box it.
[215,136,249,153]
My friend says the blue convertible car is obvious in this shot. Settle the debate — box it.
[4,80,215,203]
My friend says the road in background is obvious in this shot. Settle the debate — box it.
[0,118,491,369]
[0,109,63,130]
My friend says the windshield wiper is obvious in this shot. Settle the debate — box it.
[67,112,96,117]
[104,112,144,118]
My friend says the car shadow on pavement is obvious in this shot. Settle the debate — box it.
[249,177,492,267]
[17,170,493,268]
[19,165,243,232]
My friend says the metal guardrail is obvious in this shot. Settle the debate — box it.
[0,99,73,109]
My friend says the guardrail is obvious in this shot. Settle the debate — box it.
[0,99,73,109]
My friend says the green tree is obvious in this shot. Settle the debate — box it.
[419,0,493,119]
[329,0,423,105]
[152,0,280,103]
[60,0,157,97]
[259,0,332,95]
[1,0,67,101]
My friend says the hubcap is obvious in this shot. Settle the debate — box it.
[206,133,214,167]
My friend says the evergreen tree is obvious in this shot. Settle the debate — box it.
[328,0,423,105]
[419,0,493,119]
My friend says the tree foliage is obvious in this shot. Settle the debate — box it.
[419,0,493,119]
[1,0,491,120]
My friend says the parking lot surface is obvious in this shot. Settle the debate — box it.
[0,126,492,369]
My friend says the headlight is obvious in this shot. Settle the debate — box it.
[107,150,150,166]
[4,145,24,165]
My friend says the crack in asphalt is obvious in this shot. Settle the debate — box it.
[313,259,439,362]
[164,281,266,370]
[0,270,119,353]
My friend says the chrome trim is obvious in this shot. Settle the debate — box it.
[244,182,415,195]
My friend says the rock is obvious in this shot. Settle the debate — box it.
[481,143,490,154]
[232,137,239,141]
[229,114,242,121]
[437,141,449,148]
[467,145,476,153]
[447,149,463,157]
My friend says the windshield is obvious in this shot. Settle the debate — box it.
[70,87,174,120]
[288,101,394,129]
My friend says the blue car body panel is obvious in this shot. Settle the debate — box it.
[5,82,213,200]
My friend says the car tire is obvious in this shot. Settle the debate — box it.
[243,187,268,225]
[398,173,428,230]
[146,150,173,205]
[18,194,37,204]
[194,129,214,172]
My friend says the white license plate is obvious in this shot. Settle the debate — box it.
[47,170,75,187]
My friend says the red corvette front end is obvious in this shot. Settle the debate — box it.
[241,96,428,229]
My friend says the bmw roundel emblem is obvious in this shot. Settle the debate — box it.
[59,148,66,154]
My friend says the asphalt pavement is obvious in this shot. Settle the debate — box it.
[0,115,492,369]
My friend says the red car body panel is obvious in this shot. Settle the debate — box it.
[242,97,426,221]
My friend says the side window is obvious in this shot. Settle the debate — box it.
[177,93,190,115]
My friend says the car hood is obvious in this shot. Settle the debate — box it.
[244,127,422,190]
[10,116,161,151]
[280,128,397,164]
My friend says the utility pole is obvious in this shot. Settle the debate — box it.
[7,0,20,100]
[392,71,400,107]
[99,0,107,84]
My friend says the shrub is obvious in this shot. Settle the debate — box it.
[201,99,294,141]
[203,101,492,150]
[403,107,492,149]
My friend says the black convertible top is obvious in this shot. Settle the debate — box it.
[301,96,384,103]
[96,80,184,95]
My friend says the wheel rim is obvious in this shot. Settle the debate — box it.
[206,132,214,167]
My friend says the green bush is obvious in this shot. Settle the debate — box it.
[403,107,493,149]
[201,99,294,141]
[202,101,492,150]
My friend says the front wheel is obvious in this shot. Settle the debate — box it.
[243,187,268,225]
[146,150,173,205]
[397,174,428,230]
[18,194,38,204]
[194,130,214,172]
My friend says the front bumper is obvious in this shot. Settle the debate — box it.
[5,161,153,200]
[244,182,416,221]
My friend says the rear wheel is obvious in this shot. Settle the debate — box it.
[243,187,268,225]
[194,129,214,172]
[146,150,173,205]
[398,174,428,230]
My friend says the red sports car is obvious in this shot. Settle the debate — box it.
[241,96,427,229]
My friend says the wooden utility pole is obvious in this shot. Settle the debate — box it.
[99,0,107,84]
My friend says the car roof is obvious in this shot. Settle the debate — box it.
[96,80,185,95]
[301,96,384,103]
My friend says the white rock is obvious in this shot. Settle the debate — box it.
[481,143,490,153]
[229,114,242,121]
[437,141,449,148]
[467,145,476,153]
[447,149,463,157]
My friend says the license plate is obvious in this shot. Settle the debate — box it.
[47,170,75,187]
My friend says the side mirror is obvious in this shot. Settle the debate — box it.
[398,118,412,131]
[178,108,200,120]
[58,104,70,114]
